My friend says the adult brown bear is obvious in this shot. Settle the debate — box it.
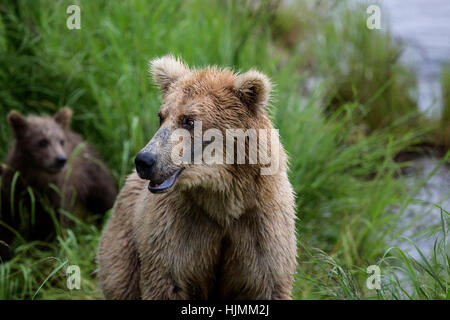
[97,56,297,299]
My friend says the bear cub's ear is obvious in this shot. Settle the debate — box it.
[54,107,73,129]
[234,70,272,114]
[149,55,190,94]
[8,110,28,138]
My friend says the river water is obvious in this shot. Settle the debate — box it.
[349,1,450,260]
[368,0,450,260]
[396,156,450,260]
[368,0,450,118]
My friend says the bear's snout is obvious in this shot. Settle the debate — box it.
[135,151,157,180]
[54,154,67,170]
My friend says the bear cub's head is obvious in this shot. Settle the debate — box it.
[136,55,278,194]
[8,108,73,174]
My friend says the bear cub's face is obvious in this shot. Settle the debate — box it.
[135,55,272,194]
[8,108,73,174]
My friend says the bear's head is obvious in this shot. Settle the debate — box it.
[8,108,73,174]
[135,55,283,195]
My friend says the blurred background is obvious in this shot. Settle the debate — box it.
[0,0,448,299]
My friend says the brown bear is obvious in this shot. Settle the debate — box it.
[0,108,117,259]
[97,56,297,300]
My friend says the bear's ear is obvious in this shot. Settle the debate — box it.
[54,107,72,129]
[233,70,272,113]
[8,110,28,138]
[149,55,190,94]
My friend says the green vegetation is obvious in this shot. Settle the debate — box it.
[0,0,448,300]
[289,2,419,132]
[438,66,450,149]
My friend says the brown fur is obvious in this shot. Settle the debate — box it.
[0,108,117,259]
[97,56,297,300]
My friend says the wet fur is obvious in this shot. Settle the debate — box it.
[97,56,297,300]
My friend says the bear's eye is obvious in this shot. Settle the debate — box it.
[60,139,65,146]
[38,139,49,148]
[182,117,195,129]
[157,112,163,127]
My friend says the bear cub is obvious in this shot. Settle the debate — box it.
[0,108,117,259]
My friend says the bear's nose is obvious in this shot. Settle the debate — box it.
[135,152,157,180]
[55,155,67,169]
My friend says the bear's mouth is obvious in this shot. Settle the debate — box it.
[148,167,184,194]
[45,166,65,174]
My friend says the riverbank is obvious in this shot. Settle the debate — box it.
[0,0,448,300]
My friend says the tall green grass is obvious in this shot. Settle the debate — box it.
[0,0,447,300]
[438,66,450,149]
[294,208,449,300]
[275,1,419,133]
